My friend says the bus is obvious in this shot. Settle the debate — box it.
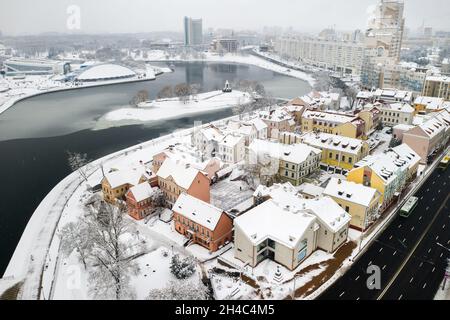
[399,196,419,218]
[439,151,450,171]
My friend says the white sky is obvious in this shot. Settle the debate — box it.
[0,0,449,36]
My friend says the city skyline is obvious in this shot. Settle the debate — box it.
[0,0,449,36]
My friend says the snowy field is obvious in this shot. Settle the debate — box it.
[101,90,253,123]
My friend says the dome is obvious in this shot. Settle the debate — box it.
[76,63,136,82]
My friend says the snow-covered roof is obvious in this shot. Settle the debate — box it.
[414,96,445,111]
[104,167,147,189]
[248,139,321,164]
[297,183,324,198]
[324,178,379,207]
[258,108,293,123]
[246,117,268,131]
[76,63,136,81]
[158,145,218,173]
[173,193,224,230]
[425,75,450,83]
[300,132,365,155]
[389,144,420,170]
[220,134,244,148]
[156,159,203,189]
[302,110,356,124]
[353,143,417,183]
[381,102,414,113]
[234,199,316,249]
[393,124,415,131]
[416,110,450,138]
[253,183,351,232]
[128,183,157,202]
[197,125,224,142]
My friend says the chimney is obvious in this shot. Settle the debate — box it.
[338,179,342,184]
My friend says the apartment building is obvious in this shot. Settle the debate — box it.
[156,159,210,206]
[173,193,233,252]
[422,75,450,100]
[300,132,369,173]
[324,178,381,231]
[247,139,322,186]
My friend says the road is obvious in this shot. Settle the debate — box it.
[319,165,450,300]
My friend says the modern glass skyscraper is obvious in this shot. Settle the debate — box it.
[184,16,203,46]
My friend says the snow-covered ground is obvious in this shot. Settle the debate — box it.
[140,50,316,86]
[0,65,162,115]
[101,90,253,123]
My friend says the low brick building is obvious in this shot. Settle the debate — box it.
[173,193,233,252]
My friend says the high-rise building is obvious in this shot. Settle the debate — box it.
[361,1,424,91]
[184,16,203,46]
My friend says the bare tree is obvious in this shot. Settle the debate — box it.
[131,90,149,106]
[157,85,174,99]
[150,188,165,207]
[59,221,92,269]
[174,83,192,104]
[67,151,90,181]
[147,279,210,300]
[87,202,144,300]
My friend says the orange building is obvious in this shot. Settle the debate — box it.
[125,183,160,220]
[173,193,233,252]
[156,159,210,206]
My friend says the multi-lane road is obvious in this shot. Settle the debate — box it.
[319,164,450,300]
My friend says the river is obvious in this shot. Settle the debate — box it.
[0,61,311,275]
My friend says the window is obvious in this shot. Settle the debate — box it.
[349,157,352,164]
[345,206,350,213]
[335,154,339,160]
[329,152,332,158]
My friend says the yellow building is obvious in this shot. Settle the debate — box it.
[357,106,381,135]
[300,132,369,174]
[324,178,381,231]
[301,110,366,139]
[413,96,447,114]
[345,145,416,210]
[102,169,149,204]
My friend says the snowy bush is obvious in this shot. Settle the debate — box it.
[170,254,196,279]
[147,279,210,300]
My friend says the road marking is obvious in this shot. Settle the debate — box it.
[427,188,429,192]
[389,235,393,240]
[419,262,423,268]
[419,216,422,221]
[339,291,345,297]
[432,267,436,273]
[426,207,430,211]
[377,193,450,300]
[410,277,414,283]
[368,261,372,266]
[436,236,439,241]
[423,283,427,289]
[411,226,415,231]
[382,265,386,270]
[440,253,444,258]
[438,190,441,193]
[432,181,435,184]
[443,224,446,229]
[398,224,402,228]
[356,297,360,300]
[428,248,432,253]
[420,196,424,200]
[432,198,435,202]
[355,275,360,281]
[398,294,403,300]
[393,251,397,256]
[379,248,383,253]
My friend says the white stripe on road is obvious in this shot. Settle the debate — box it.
[339,291,345,297]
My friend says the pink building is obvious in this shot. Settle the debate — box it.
[402,110,450,163]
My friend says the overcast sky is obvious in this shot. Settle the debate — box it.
[1,0,449,36]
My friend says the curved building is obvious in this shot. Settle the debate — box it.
[75,64,136,82]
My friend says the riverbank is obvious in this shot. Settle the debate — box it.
[141,50,316,87]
